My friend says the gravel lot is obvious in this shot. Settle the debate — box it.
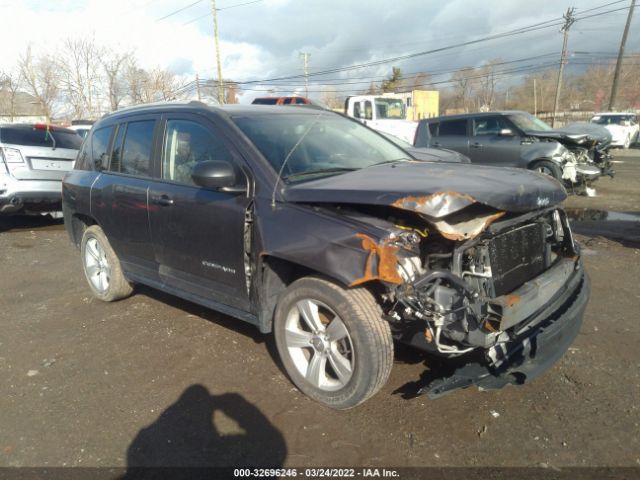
[1,150,639,472]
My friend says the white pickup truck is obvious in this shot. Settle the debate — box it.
[344,94,418,143]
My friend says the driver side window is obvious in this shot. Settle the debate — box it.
[162,119,233,185]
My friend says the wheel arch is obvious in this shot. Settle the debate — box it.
[256,254,383,334]
[69,213,98,248]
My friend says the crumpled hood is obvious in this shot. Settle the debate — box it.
[525,123,612,146]
[284,161,566,218]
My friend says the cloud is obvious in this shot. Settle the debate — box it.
[1,0,638,103]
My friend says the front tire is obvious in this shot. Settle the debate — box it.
[80,225,133,302]
[530,159,562,181]
[274,277,393,409]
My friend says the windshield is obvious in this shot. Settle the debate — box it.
[506,113,552,132]
[375,98,405,119]
[591,115,635,126]
[232,112,410,182]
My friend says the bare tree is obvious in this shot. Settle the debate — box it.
[0,70,22,121]
[101,47,133,112]
[451,67,475,112]
[123,60,177,105]
[475,59,501,111]
[58,38,103,118]
[146,67,178,101]
[18,46,60,121]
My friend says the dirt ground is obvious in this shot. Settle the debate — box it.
[1,150,639,473]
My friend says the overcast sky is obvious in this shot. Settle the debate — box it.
[1,0,638,102]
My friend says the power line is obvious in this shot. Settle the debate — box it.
[183,0,263,24]
[576,0,627,14]
[156,0,205,21]
[227,1,634,88]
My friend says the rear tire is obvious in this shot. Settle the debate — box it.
[80,225,133,302]
[274,277,393,409]
[530,160,562,181]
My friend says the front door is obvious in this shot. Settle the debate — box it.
[148,115,252,311]
[469,116,521,167]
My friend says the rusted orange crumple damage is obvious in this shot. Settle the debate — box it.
[391,191,476,218]
[497,294,521,308]
[434,211,506,241]
[350,234,403,286]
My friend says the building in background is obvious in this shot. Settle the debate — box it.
[0,90,47,124]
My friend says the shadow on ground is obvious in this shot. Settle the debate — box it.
[122,385,287,478]
[0,214,64,233]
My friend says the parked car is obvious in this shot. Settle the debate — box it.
[379,131,470,163]
[63,103,589,409]
[0,123,82,214]
[68,120,94,139]
[414,111,607,192]
[252,96,313,105]
[344,94,418,144]
[590,112,639,148]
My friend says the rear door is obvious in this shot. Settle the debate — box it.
[91,116,160,280]
[430,118,470,156]
[469,116,521,166]
[148,113,252,311]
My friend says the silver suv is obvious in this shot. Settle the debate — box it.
[0,124,81,214]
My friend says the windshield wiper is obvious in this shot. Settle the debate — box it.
[284,167,358,181]
[367,157,411,167]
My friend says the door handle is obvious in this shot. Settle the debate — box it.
[471,142,483,149]
[432,142,441,147]
[151,195,174,206]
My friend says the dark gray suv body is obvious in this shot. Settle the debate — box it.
[62,102,589,409]
[414,111,607,189]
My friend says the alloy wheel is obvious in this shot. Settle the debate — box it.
[84,237,111,293]
[284,299,354,391]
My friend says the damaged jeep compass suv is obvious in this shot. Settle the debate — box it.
[62,103,590,409]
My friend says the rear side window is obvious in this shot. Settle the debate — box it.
[0,126,82,149]
[252,98,278,105]
[428,122,439,136]
[91,127,113,170]
[109,124,126,173]
[162,119,232,185]
[438,119,467,136]
[120,121,155,177]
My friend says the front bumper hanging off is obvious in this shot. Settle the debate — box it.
[419,266,590,399]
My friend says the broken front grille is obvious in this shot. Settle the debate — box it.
[487,223,546,297]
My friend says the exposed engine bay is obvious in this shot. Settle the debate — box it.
[380,207,576,355]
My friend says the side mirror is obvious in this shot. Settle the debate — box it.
[191,160,246,193]
[499,128,515,136]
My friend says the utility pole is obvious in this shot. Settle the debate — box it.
[534,78,537,116]
[212,0,224,104]
[195,73,202,101]
[608,0,635,110]
[552,7,575,127]
[299,52,310,98]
